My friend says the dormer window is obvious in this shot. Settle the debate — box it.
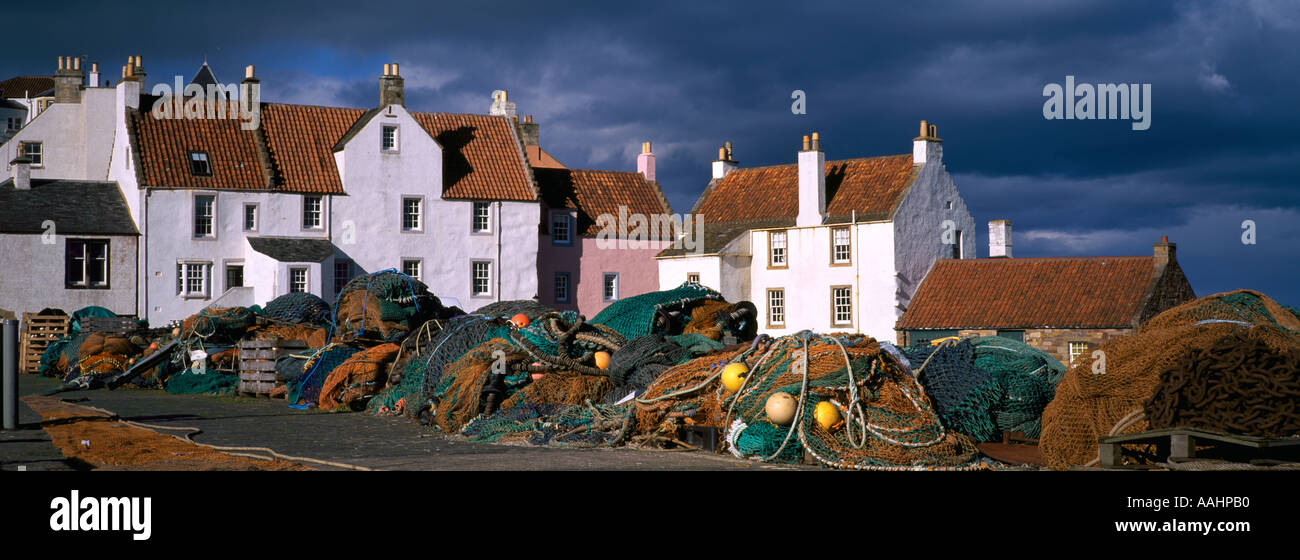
[189,151,212,176]
[382,125,399,152]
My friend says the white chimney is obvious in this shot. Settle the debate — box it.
[796,132,826,227]
[489,89,517,118]
[89,62,101,87]
[989,219,1012,258]
[711,141,737,180]
[11,157,32,190]
[637,141,656,182]
[913,120,943,164]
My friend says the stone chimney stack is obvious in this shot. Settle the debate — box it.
[515,114,539,146]
[54,56,85,104]
[88,62,101,87]
[379,63,404,107]
[796,132,826,227]
[711,141,737,180]
[11,156,31,190]
[1154,235,1175,268]
[489,89,517,118]
[989,219,1012,258]
[637,141,656,182]
[913,119,943,164]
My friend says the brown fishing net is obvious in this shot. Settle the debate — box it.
[634,348,748,434]
[1040,290,1300,468]
[76,332,138,361]
[1145,325,1300,437]
[319,343,400,411]
[681,300,730,340]
[431,339,526,433]
[500,370,614,410]
[254,323,329,348]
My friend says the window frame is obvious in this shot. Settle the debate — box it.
[768,230,788,269]
[687,272,700,284]
[65,238,110,290]
[333,259,353,295]
[602,272,620,302]
[950,229,964,259]
[554,272,571,304]
[177,261,211,299]
[401,196,423,232]
[767,288,785,328]
[302,195,324,230]
[472,201,492,234]
[551,211,573,246]
[471,261,493,297]
[381,124,399,152]
[289,267,309,294]
[21,141,42,167]
[401,258,423,282]
[243,203,258,232]
[830,227,852,266]
[830,285,853,327]
[224,260,244,291]
[193,194,216,239]
[1069,341,1089,364]
[188,150,212,177]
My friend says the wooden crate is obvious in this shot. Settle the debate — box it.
[19,313,70,375]
[238,338,309,397]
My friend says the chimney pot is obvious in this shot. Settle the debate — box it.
[73,57,81,71]
[1161,235,1168,243]
[92,62,98,72]
[802,135,810,151]
[642,141,652,154]
[811,131,821,151]
[392,63,398,75]
[919,120,928,138]
[637,141,656,181]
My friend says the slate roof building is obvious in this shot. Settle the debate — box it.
[0,170,139,315]
[896,223,1196,364]
[658,123,977,341]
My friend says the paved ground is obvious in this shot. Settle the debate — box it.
[2,375,810,471]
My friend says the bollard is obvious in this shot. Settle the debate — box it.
[3,319,17,430]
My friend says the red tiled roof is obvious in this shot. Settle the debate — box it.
[0,76,53,98]
[694,154,917,223]
[526,145,566,169]
[896,256,1157,329]
[261,103,364,194]
[412,112,536,201]
[131,101,269,190]
[535,168,670,237]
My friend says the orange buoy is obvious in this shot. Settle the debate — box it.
[510,313,531,328]
[594,351,611,370]
[530,373,545,381]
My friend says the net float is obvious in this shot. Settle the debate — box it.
[815,401,842,431]
[594,351,611,370]
[510,313,530,328]
[766,392,798,426]
[720,362,749,393]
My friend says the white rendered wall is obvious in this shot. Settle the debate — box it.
[890,155,976,322]
[0,87,116,182]
[0,234,137,316]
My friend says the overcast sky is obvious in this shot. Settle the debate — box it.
[7,0,1297,305]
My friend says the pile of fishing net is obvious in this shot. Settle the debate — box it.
[318,343,400,411]
[334,270,443,343]
[474,299,554,322]
[263,292,333,327]
[1145,325,1300,437]
[635,333,984,470]
[370,315,514,416]
[590,281,727,340]
[285,343,361,406]
[38,306,120,378]
[181,306,259,342]
[902,337,1065,442]
[1040,289,1300,468]
[165,363,239,396]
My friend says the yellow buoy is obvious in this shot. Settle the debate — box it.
[815,401,842,431]
[765,392,798,426]
[594,351,611,370]
[720,363,749,393]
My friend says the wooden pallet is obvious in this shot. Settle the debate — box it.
[1098,427,1300,468]
[19,313,69,375]
[238,338,309,397]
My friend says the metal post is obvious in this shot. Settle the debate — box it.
[3,319,18,430]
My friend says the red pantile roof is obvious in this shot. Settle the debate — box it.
[694,154,918,223]
[526,145,566,169]
[535,168,671,237]
[412,112,536,201]
[131,101,269,190]
[0,76,54,98]
[261,103,364,194]
[896,256,1157,329]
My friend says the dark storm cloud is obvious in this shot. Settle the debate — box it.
[5,0,1296,303]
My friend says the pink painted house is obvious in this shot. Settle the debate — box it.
[532,142,674,317]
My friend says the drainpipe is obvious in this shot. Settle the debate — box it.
[852,210,859,334]
[142,189,150,323]
[4,319,17,430]
[496,201,502,302]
